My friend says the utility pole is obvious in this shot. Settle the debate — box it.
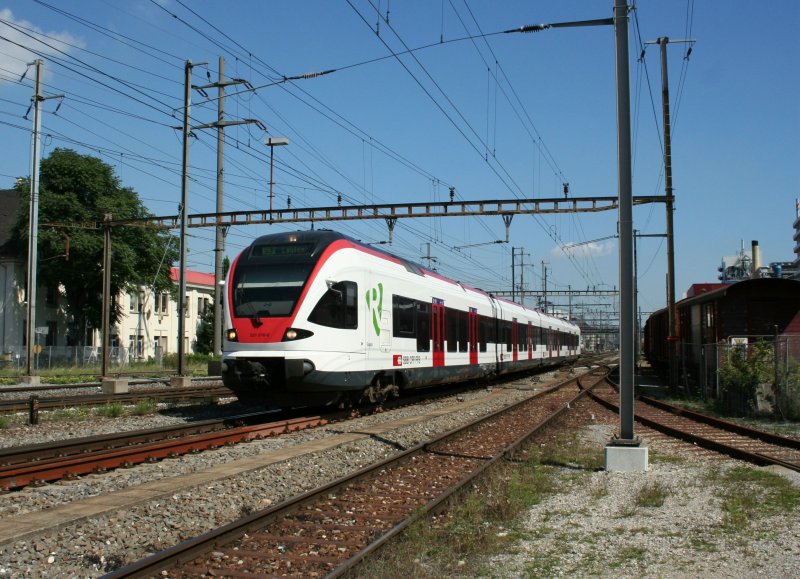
[541,261,548,314]
[511,247,516,301]
[645,36,693,392]
[421,243,438,270]
[101,215,112,379]
[24,60,62,384]
[193,57,259,357]
[511,247,530,306]
[177,60,193,379]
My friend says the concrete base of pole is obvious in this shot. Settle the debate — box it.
[101,379,129,394]
[207,360,222,377]
[605,443,649,472]
[170,376,192,388]
[21,375,41,385]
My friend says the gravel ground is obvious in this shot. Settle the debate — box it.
[0,374,548,577]
[0,369,798,578]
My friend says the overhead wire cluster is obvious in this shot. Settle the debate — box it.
[1,1,691,296]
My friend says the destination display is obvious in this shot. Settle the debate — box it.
[252,243,314,257]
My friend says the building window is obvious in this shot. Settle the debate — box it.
[185,295,191,317]
[155,292,169,315]
[129,292,138,312]
[45,321,57,347]
[45,286,58,306]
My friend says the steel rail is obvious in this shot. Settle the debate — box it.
[0,409,281,467]
[104,368,608,578]
[587,380,800,473]
[0,385,232,414]
[0,415,329,491]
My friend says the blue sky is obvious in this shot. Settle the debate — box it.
[1,1,798,322]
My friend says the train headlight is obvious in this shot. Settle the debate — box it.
[226,329,238,342]
[282,327,314,341]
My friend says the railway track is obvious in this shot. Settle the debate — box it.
[0,383,232,414]
[588,381,800,472]
[104,366,609,578]
[0,377,519,491]
[0,411,329,491]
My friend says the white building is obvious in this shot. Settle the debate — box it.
[1,189,214,365]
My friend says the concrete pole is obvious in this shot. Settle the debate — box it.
[24,59,43,382]
[614,0,636,441]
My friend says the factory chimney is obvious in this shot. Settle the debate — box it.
[751,240,761,279]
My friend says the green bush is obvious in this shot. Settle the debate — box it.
[96,402,125,418]
[718,340,773,416]
[131,399,157,416]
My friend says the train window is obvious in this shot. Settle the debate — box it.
[392,296,416,338]
[458,310,468,352]
[479,315,489,352]
[232,263,312,318]
[416,302,430,352]
[446,307,458,352]
[308,281,358,329]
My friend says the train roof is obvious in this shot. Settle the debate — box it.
[247,229,579,331]
[676,277,800,308]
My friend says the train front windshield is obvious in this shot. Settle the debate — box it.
[231,263,313,318]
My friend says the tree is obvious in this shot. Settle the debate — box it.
[194,304,214,355]
[13,148,179,346]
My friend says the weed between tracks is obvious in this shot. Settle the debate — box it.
[346,431,602,579]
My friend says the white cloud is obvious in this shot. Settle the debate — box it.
[551,239,616,259]
[0,9,85,85]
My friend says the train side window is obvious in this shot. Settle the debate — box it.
[308,281,358,329]
[458,310,468,352]
[446,306,458,352]
[416,301,430,352]
[479,315,488,352]
[392,295,416,338]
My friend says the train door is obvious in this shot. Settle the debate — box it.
[432,299,445,367]
[548,327,553,358]
[527,321,533,360]
[468,308,478,365]
[511,318,518,362]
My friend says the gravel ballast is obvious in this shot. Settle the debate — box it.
[0,371,798,577]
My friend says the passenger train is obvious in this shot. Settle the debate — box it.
[221,230,580,407]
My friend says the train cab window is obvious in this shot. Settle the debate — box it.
[232,263,312,318]
[308,281,358,329]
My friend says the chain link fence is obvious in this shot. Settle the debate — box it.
[676,334,800,418]
[0,345,171,373]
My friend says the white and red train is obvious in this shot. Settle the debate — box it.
[221,230,580,406]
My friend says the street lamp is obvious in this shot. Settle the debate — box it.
[266,137,289,217]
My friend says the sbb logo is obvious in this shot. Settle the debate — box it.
[392,354,403,367]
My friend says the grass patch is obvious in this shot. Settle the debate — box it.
[131,399,157,416]
[610,545,647,568]
[635,480,669,508]
[710,465,800,532]
[49,406,92,422]
[347,456,562,578]
[534,431,605,471]
[96,402,125,418]
[0,415,11,429]
[347,432,608,578]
